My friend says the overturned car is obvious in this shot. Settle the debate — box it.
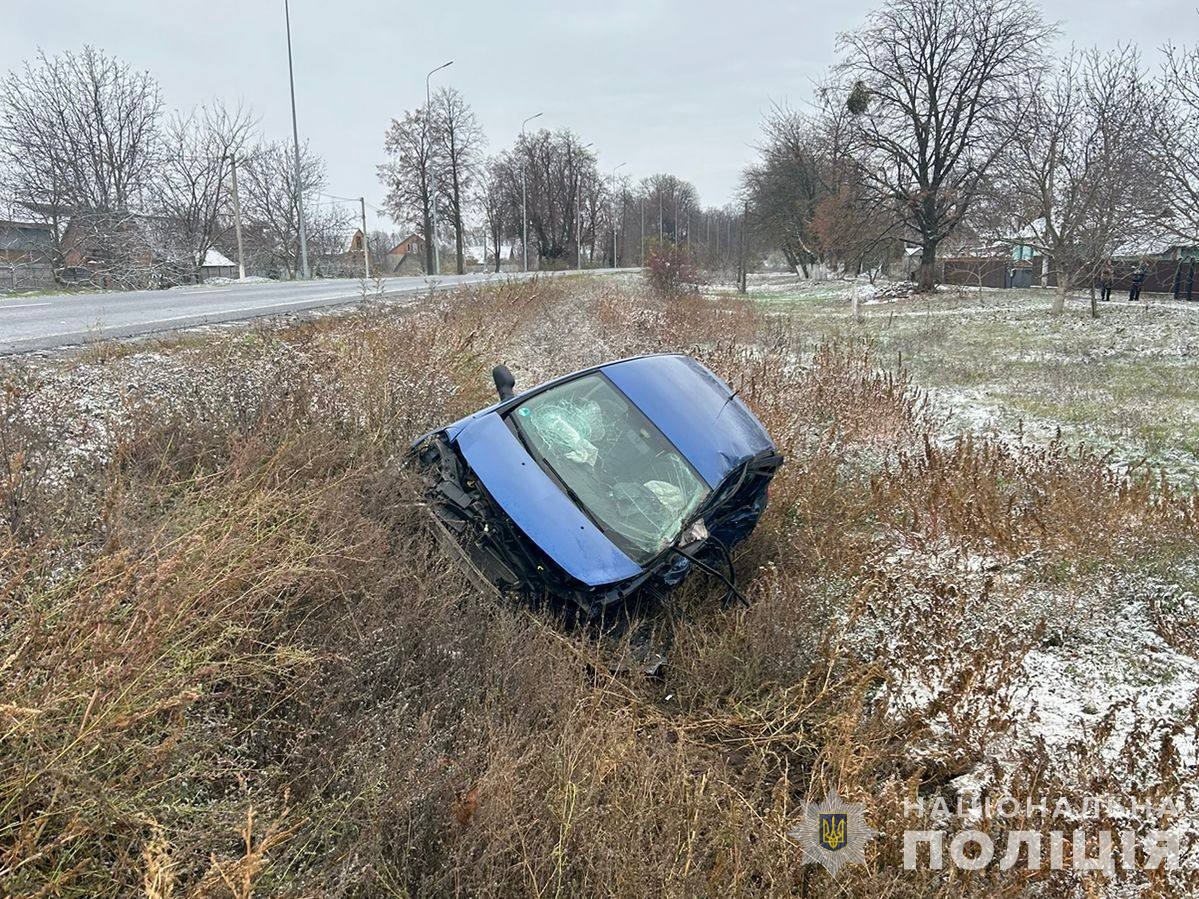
[412,353,782,622]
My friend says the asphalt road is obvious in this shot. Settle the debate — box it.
[0,268,638,355]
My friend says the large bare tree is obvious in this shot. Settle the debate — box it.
[743,106,827,276]
[1155,43,1199,246]
[639,174,699,245]
[495,129,598,266]
[477,157,508,272]
[431,87,484,274]
[0,46,162,271]
[239,140,344,278]
[154,101,256,280]
[837,0,1052,291]
[378,108,438,272]
[997,47,1163,315]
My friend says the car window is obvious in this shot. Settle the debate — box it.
[509,373,709,563]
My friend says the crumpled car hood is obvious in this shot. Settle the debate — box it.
[454,411,643,587]
[446,354,775,588]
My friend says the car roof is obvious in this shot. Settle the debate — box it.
[437,353,774,480]
[601,354,774,488]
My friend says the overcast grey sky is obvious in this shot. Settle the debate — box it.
[4,0,1192,227]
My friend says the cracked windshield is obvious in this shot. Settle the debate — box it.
[511,374,708,562]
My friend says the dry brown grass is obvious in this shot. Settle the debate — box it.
[2,277,1197,897]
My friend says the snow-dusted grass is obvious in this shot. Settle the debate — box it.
[744,276,1199,485]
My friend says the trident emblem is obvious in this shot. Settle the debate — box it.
[819,813,848,852]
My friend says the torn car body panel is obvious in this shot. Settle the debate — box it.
[414,353,782,619]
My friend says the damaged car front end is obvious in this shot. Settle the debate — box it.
[412,353,782,622]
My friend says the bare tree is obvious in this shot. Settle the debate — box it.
[1155,43,1199,246]
[366,228,400,273]
[153,101,256,280]
[811,184,899,280]
[240,140,341,278]
[743,105,826,276]
[579,165,606,265]
[477,157,507,272]
[431,87,484,275]
[496,129,598,266]
[378,108,437,272]
[639,174,699,244]
[837,0,1052,291]
[0,46,162,273]
[997,47,1163,315]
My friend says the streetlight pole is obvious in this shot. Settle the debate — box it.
[425,60,453,277]
[283,0,310,279]
[520,112,542,272]
[611,162,626,268]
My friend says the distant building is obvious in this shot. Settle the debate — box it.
[199,248,238,280]
[937,216,1199,294]
[59,212,192,287]
[0,219,55,290]
[0,219,53,263]
[384,233,426,275]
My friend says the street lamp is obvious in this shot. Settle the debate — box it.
[283,0,310,279]
[611,162,626,268]
[425,60,453,276]
[521,113,542,272]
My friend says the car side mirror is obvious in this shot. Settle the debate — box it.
[492,364,516,401]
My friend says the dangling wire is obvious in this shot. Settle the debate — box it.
[671,541,749,608]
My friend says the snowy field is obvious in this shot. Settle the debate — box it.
[735,275,1199,486]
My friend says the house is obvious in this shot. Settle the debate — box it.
[384,233,426,275]
[0,219,55,290]
[0,219,54,263]
[60,211,191,288]
[199,247,238,281]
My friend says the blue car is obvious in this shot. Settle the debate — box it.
[413,353,782,621]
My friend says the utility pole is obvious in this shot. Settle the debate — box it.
[738,203,748,294]
[284,0,310,279]
[640,200,645,265]
[359,197,370,280]
[575,141,593,271]
[227,154,246,280]
[611,162,626,268]
[658,194,663,241]
[520,112,542,272]
[425,61,453,277]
